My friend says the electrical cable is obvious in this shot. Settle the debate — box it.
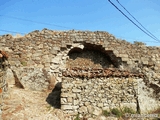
[0,29,26,35]
[0,14,75,30]
[116,35,159,43]
[108,0,160,42]
[116,0,160,42]
[0,8,159,44]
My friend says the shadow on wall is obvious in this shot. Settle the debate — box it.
[68,50,114,69]
[46,82,62,109]
[67,43,121,68]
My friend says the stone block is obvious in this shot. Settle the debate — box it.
[73,100,79,105]
[102,106,110,111]
[72,106,79,111]
[61,105,73,110]
[78,106,88,114]
[93,107,102,116]
[6,68,15,86]
[98,103,104,108]
[51,50,57,55]
[87,105,94,114]
[61,93,76,98]
[122,57,129,61]
[38,44,43,49]
[62,83,74,88]
[119,54,128,58]
[32,52,42,57]
[53,46,60,51]
[127,61,133,64]
[12,67,49,91]
[72,89,81,93]
[67,97,73,103]
[44,63,50,67]
[142,61,148,65]
[61,98,67,104]
[51,57,61,64]
[50,64,59,70]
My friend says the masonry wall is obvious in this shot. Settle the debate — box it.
[0,53,8,119]
[0,29,160,115]
[1,29,160,71]
[61,76,139,117]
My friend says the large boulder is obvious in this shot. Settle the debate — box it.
[138,79,160,113]
[13,67,50,91]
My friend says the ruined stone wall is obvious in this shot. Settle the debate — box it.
[0,29,160,115]
[0,51,9,118]
[1,29,160,71]
[1,29,160,88]
[61,76,139,117]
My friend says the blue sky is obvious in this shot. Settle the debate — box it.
[0,0,160,46]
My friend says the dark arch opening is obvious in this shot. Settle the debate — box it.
[67,43,121,69]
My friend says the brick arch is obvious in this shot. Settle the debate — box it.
[66,43,122,69]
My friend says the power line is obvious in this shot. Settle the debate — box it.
[116,35,159,43]
[116,0,160,42]
[0,29,26,35]
[108,0,160,43]
[0,12,159,44]
[0,14,76,30]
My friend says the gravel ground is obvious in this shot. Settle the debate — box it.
[2,86,72,120]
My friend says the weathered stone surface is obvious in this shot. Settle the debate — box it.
[92,107,102,116]
[1,29,160,119]
[62,83,74,88]
[61,105,72,110]
[0,53,9,114]
[61,93,76,98]
[120,103,137,112]
[79,106,88,114]
[72,88,81,93]
[13,67,49,91]
[95,116,107,120]
[51,57,61,64]
[87,105,94,114]
[138,79,160,113]
[5,68,15,87]
[50,64,59,70]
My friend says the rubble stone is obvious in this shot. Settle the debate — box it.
[0,29,160,119]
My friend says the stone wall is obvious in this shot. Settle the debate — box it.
[1,29,160,71]
[61,76,139,117]
[0,50,9,118]
[0,29,160,115]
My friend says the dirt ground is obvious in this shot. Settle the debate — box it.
[2,87,156,120]
[2,86,72,120]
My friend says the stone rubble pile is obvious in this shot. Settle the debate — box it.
[0,50,9,119]
[63,67,144,78]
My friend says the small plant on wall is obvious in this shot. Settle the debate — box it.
[134,41,146,46]
[102,107,136,118]
[20,60,27,66]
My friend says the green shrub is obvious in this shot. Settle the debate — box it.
[102,110,111,117]
[134,41,146,46]
[74,114,80,120]
[102,107,137,118]
[122,107,136,114]
[111,108,122,117]
[20,60,27,66]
